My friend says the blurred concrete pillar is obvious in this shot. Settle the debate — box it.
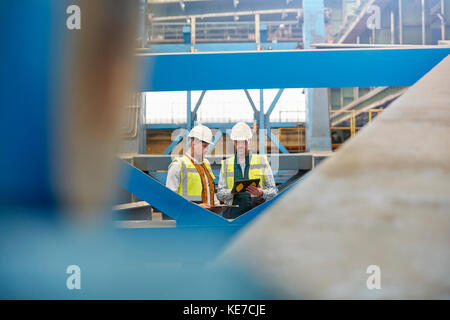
[255,13,261,51]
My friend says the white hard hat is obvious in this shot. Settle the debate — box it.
[230,122,252,141]
[188,124,213,144]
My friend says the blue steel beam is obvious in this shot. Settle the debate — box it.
[192,90,206,115]
[207,129,223,155]
[265,89,284,118]
[136,48,450,92]
[262,89,290,153]
[243,89,259,120]
[163,132,184,155]
[267,130,289,154]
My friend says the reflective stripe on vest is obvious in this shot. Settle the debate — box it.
[221,153,269,192]
[173,155,215,202]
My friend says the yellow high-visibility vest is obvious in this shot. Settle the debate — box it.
[172,155,215,202]
[221,153,269,196]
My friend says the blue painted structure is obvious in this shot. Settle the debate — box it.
[142,46,450,156]
[130,46,450,229]
[137,48,450,91]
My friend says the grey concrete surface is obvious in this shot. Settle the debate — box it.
[222,55,450,299]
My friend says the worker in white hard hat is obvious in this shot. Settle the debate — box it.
[217,122,278,219]
[166,124,221,213]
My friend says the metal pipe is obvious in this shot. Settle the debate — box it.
[422,0,426,45]
[121,94,141,139]
[442,0,446,40]
[122,106,140,139]
[191,16,196,45]
[255,13,260,51]
[399,0,403,44]
[259,89,265,154]
[186,91,191,150]
[391,10,395,44]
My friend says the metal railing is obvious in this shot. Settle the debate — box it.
[330,109,383,137]
[149,20,302,43]
[275,109,384,151]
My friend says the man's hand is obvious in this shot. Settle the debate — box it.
[246,185,263,197]
[198,202,222,214]
[198,203,211,210]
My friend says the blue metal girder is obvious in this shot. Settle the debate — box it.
[263,88,290,153]
[265,89,284,118]
[243,89,259,120]
[137,48,450,92]
[267,130,290,154]
[192,90,207,118]
[207,129,223,155]
[162,132,184,155]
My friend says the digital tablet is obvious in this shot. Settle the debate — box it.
[231,178,261,193]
